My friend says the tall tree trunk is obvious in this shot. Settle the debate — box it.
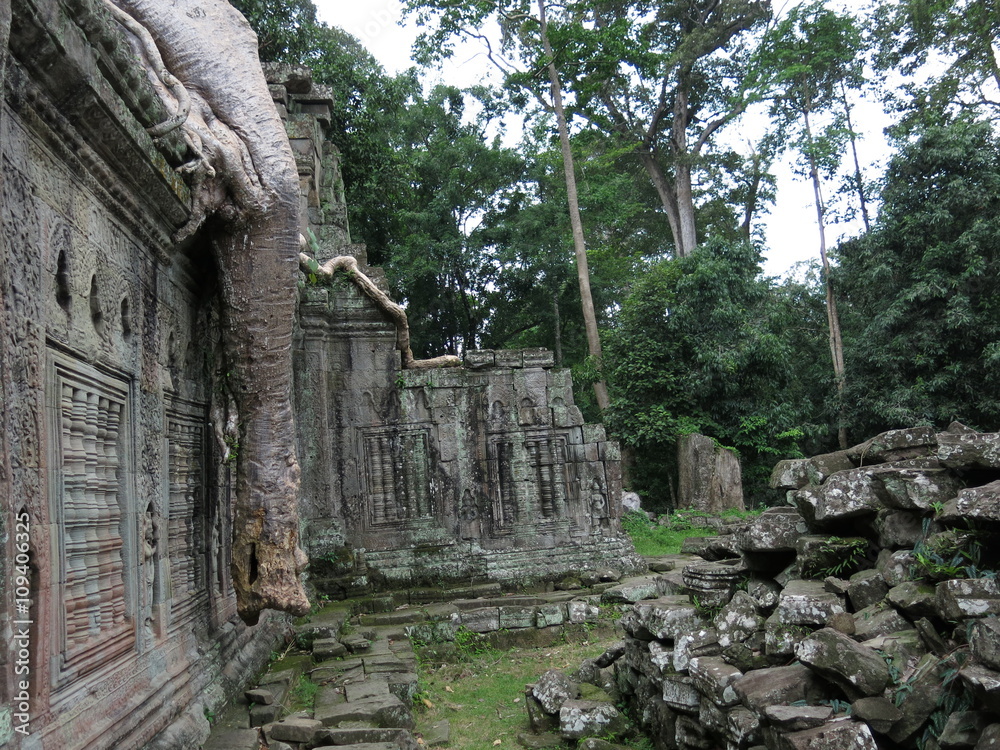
[636,145,683,255]
[840,81,870,233]
[552,293,563,368]
[804,107,848,449]
[117,0,309,623]
[537,0,609,410]
[672,85,697,257]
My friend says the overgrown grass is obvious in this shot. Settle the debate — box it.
[621,510,715,556]
[413,635,651,750]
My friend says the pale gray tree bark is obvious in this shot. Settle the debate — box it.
[113,0,309,623]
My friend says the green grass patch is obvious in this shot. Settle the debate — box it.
[621,510,715,556]
[288,674,320,713]
[414,634,650,749]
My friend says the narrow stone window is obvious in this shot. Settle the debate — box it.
[56,250,71,311]
[120,297,132,340]
[89,275,104,335]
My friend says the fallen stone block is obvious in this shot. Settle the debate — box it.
[852,602,912,641]
[687,656,743,708]
[938,432,1000,469]
[851,696,902,735]
[856,426,938,463]
[771,458,813,490]
[728,705,762,747]
[733,664,823,714]
[939,711,992,749]
[673,628,721,672]
[675,714,711,750]
[763,705,833,732]
[516,731,566,748]
[888,581,937,620]
[244,688,275,705]
[961,665,1000,714]
[972,617,1000,671]
[764,612,811,658]
[871,464,964,511]
[888,653,947,744]
[794,469,886,525]
[940,480,1000,524]
[747,577,782,612]
[795,628,890,699]
[796,535,870,579]
[848,568,890,611]
[776,580,846,626]
[601,577,665,604]
[876,509,927,549]
[937,579,1000,620]
[342,633,372,653]
[779,720,879,750]
[736,507,807,552]
[637,596,706,642]
[532,669,579,714]
[808,450,857,483]
[877,549,919,587]
[661,674,700,714]
[714,591,764,648]
[976,723,1000,749]
[250,703,282,727]
[559,699,630,740]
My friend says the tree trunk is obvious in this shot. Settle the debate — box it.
[636,145,683,256]
[537,0,609,411]
[552,293,562,368]
[1,0,12,562]
[116,0,309,623]
[804,107,848,449]
[840,81,871,233]
[672,85,697,257]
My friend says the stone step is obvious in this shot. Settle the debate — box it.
[314,726,420,749]
[201,728,260,750]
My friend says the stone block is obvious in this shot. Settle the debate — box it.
[736,507,808,552]
[971,618,1000,671]
[938,432,1000,469]
[732,663,822,714]
[533,669,579,714]
[269,718,323,744]
[939,711,991,748]
[464,349,496,368]
[250,703,283,727]
[855,426,939,463]
[673,627,721,672]
[460,607,500,632]
[601,579,660,604]
[499,605,536,629]
[936,579,1000,620]
[314,694,414,729]
[747,577,782,612]
[976,724,1000,750]
[852,696,903,735]
[776,580,846,626]
[793,468,886,525]
[688,656,744,708]
[535,603,567,628]
[559,699,630,740]
[495,349,524,368]
[770,459,812,490]
[313,638,349,661]
[552,405,585,427]
[877,549,919,587]
[940,481,1000,524]
[848,568,890,611]
[728,705,762,747]
[796,627,890,699]
[888,581,937,620]
[870,465,964,511]
[876,509,926,549]
[779,721,879,750]
[522,348,556,368]
[714,591,764,648]
[807,450,856,483]
[662,674,701,713]
[795,535,869,579]
[636,597,706,642]
[245,688,275,705]
[764,612,811,657]
[961,666,1000,714]
[852,602,911,641]
[678,433,745,513]
[526,687,560,732]
[763,705,833,732]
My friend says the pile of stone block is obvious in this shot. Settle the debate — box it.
[570,425,1000,749]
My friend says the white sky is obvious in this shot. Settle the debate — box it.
[313,0,890,278]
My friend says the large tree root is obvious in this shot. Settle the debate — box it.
[112,0,310,623]
[300,253,462,370]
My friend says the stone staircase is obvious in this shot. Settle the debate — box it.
[198,569,685,750]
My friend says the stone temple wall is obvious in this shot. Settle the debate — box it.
[269,67,644,596]
[0,1,286,748]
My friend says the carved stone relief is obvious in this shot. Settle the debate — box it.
[360,427,435,529]
[48,351,136,693]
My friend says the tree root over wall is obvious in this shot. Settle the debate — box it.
[108,0,309,623]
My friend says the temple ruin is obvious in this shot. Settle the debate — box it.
[0,1,640,747]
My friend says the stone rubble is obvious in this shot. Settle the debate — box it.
[523,425,1000,749]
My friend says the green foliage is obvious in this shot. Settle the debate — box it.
[620,511,714,556]
[453,626,501,662]
[289,675,320,712]
[604,240,831,508]
[837,119,1000,435]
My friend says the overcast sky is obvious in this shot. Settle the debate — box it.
[312,0,890,278]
